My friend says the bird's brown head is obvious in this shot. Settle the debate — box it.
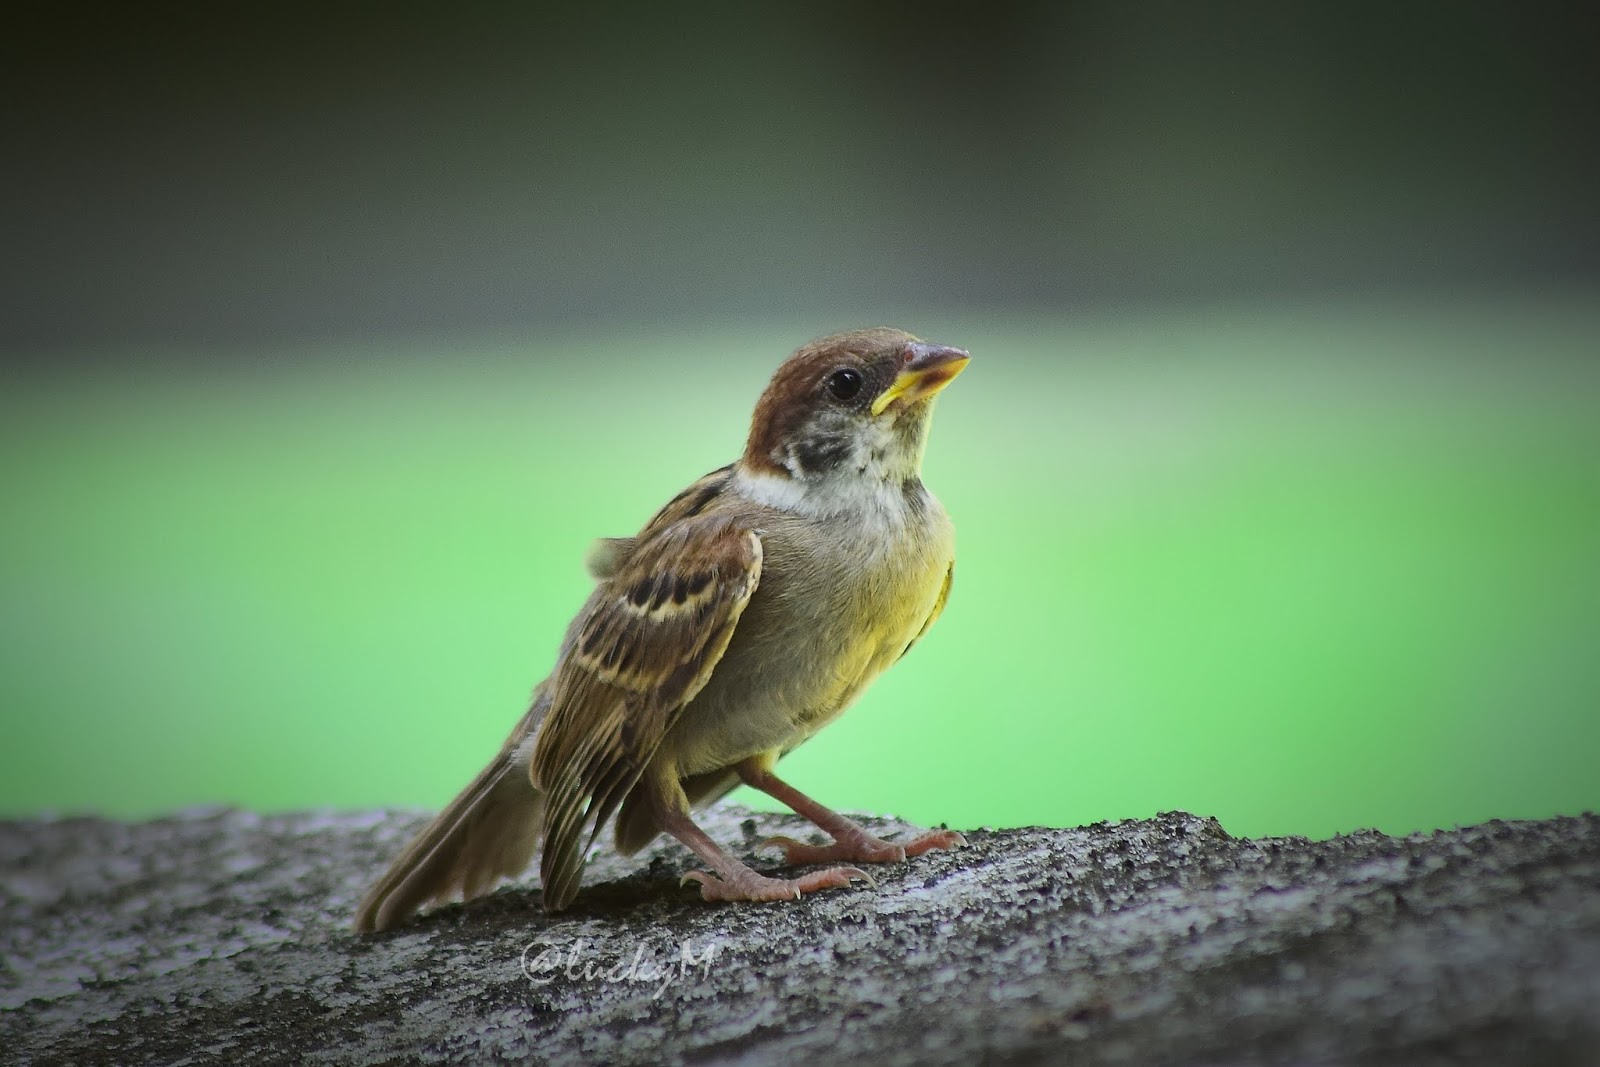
[741,327,970,485]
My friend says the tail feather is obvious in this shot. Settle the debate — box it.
[354,689,551,932]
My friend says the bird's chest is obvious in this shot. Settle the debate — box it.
[796,533,949,709]
[671,503,952,772]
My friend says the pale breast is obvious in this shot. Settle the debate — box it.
[662,490,954,777]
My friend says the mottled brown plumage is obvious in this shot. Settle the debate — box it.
[354,328,969,931]
[532,514,762,910]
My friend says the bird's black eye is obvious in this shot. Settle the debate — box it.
[826,367,863,401]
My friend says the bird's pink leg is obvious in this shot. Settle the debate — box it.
[651,796,873,903]
[736,759,967,866]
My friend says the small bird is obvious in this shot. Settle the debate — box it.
[354,328,970,931]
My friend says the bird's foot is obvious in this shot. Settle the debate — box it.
[680,865,873,903]
[760,827,968,866]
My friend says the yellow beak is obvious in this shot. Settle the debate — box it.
[870,343,972,416]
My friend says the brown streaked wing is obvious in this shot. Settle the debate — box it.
[580,466,733,581]
[530,510,762,910]
[642,464,734,530]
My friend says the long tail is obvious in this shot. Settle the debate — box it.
[353,685,552,932]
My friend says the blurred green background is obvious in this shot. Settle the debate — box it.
[4,299,1597,839]
[3,6,1597,839]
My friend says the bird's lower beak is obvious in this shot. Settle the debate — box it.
[870,343,971,416]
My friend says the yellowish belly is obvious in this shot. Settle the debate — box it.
[663,534,951,776]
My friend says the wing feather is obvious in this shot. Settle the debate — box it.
[530,511,762,910]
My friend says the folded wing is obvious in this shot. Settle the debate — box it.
[531,512,762,910]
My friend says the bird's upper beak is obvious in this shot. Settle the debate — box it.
[870,342,972,416]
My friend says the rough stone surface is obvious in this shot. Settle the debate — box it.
[2,805,1598,1066]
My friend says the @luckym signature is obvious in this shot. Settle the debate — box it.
[521,937,723,1000]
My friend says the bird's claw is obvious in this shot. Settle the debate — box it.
[759,827,967,866]
[902,829,968,857]
[680,865,873,902]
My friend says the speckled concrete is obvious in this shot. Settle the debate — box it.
[2,805,1598,1066]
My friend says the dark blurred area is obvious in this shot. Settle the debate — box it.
[4,3,1596,361]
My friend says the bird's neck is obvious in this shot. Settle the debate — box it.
[735,404,939,524]
[731,450,928,526]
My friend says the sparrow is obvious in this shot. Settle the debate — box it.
[354,327,970,931]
